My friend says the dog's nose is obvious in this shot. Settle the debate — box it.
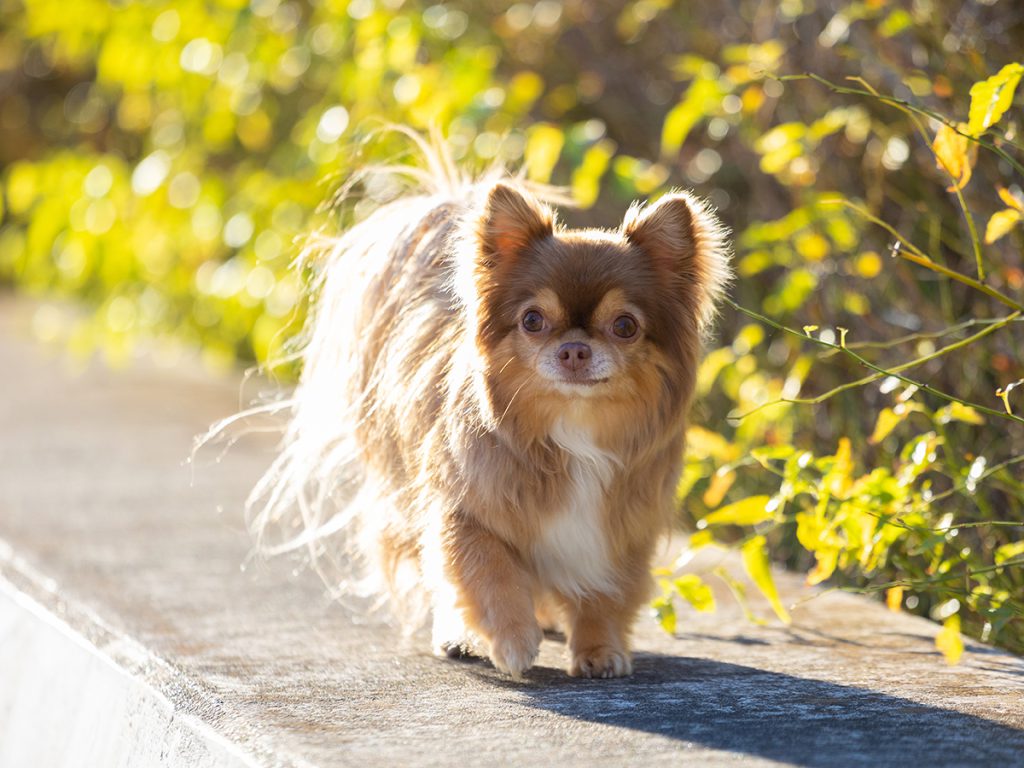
[557,342,592,371]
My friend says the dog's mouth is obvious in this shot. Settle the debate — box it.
[554,375,610,391]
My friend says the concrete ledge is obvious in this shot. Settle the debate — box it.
[1,296,1022,767]
[0,578,253,768]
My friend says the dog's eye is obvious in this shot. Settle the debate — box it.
[522,310,545,333]
[611,314,638,339]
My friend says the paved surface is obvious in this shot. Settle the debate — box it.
[1,295,1022,767]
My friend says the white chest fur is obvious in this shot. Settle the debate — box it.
[532,417,620,598]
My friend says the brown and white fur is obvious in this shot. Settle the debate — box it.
[236,142,730,679]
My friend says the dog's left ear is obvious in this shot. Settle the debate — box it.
[622,191,731,333]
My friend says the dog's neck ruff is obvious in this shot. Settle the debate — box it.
[531,416,620,599]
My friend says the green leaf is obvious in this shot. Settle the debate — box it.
[702,495,774,527]
[967,63,1024,137]
[673,574,717,613]
[741,535,791,624]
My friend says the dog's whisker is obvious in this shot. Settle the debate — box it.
[497,355,518,375]
[496,372,537,426]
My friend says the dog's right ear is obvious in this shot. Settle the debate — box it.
[477,183,554,265]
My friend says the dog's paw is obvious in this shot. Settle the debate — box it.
[486,622,543,679]
[434,639,477,660]
[570,646,633,679]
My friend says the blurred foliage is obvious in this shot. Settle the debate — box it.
[1,0,1023,657]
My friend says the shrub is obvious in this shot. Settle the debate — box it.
[1,0,1021,657]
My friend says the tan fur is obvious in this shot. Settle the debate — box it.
[244,164,730,679]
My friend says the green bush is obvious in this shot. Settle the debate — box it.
[1,0,1021,657]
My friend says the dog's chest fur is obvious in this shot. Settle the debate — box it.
[531,416,619,598]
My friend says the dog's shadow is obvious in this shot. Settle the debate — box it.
[459,652,1024,767]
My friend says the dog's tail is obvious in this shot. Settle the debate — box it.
[200,127,565,613]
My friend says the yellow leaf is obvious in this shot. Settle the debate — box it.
[806,548,838,586]
[937,402,986,425]
[689,529,715,550]
[967,63,1024,137]
[713,566,767,626]
[661,76,727,158]
[886,586,904,612]
[686,425,739,461]
[741,536,791,624]
[994,540,1024,565]
[825,437,853,496]
[675,463,703,503]
[695,347,736,397]
[936,614,964,665]
[796,511,830,552]
[674,574,717,613]
[997,186,1024,212]
[794,231,830,261]
[524,123,564,183]
[702,470,736,508]
[879,8,912,36]
[855,251,882,278]
[570,139,616,209]
[702,495,774,527]
[651,595,677,634]
[996,379,1023,415]
[869,408,902,444]
[984,208,1021,244]
[931,123,973,191]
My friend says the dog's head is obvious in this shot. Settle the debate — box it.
[460,182,730,438]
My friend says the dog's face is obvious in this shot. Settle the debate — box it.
[498,237,669,400]
[463,183,728,432]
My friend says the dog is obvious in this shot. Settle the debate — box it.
[239,137,730,678]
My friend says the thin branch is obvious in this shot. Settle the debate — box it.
[789,557,1024,610]
[785,73,1024,175]
[928,455,1024,504]
[725,298,1024,426]
[824,199,1024,312]
[831,316,1024,353]
[758,311,1019,411]
[843,76,986,279]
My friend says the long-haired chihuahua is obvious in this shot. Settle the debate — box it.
[233,134,730,679]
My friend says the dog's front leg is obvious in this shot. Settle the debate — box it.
[439,512,541,679]
[564,593,634,679]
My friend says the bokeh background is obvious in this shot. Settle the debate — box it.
[1,0,1022,656]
